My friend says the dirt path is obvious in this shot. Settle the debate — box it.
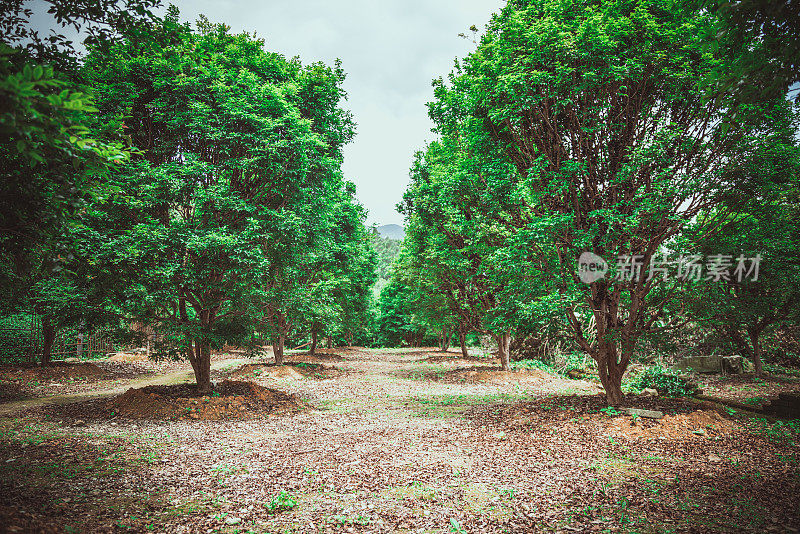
[0,358,252,416]
[1,348,799,533]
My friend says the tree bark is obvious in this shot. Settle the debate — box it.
[41,316,55,366]
[310,331,318,355]
[194,339,212,394]
[596,344,626,406]
[273,333,285,365]
[496,332,511,371]
[327,335,332,349]
[440,330,450,352]
[750,330,764,376]
[459,330,468,359]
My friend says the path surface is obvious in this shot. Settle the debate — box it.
[1,348,798,533]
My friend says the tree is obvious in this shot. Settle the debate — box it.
[84,13,355,392]
[688,101,800,374]
[0,0,157,360]
[424,0,776,403]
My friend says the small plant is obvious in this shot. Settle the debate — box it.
[450,518,467,533]
[600,406,621,417]
[265,491,298,514]
[627,365,699,397]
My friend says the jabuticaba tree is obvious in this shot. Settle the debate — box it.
[686,101,800,375]
[398,136,531,369]
[82,10,357,392]
[414,0,784,404]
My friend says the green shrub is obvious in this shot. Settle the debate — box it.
[265,491,297,514]
[627,365,698,397]
[511,359,555,373]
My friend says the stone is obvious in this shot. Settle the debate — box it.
[674,355,723,374]
[708,453,721,463]
[721,355,748,374]
[692,429,706,435]
[225,516,241,525]
[640,388,658,396]
[625,408,663,419]
[73,419,86,427]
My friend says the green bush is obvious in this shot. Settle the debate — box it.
[511,359,556,373]
[626,365,699,397]
[265,491,297,514]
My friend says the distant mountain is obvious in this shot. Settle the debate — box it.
[376,224,405,240]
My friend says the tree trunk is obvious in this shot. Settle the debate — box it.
[496,332,511,371]
[194,339,212,395]
[750,330,764,376]
[76,319,85,359]
[273,333,285,365]
[459,330,468,359]
[327,335,332,349]
[440,330,450,352]
[310,331,318,355]
[596,344,626,406]
[41,316,55,366]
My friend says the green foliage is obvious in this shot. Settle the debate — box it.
[511,359,555,374]
[79,11,369,386]
[627,366,699,397]
[368,227,401,297]
[396,0,796,402]
[264,491,297,514]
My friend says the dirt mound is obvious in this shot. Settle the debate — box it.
[441,366,552,384]
[287,352,345,363]
[605,409,737,440]
[106,380,305,420]
[0,362,110,382]
[231,362,343,380]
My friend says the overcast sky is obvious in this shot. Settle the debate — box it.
[160,0,505,226]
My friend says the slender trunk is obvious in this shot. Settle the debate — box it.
[496,332,511,371]
[41,316,55,365]
[274,333,285,365]
[440,329,449,352]
[750,330,764,376]
[76,319,85,359]
[459,331,468,359]
[327,335,332,349]
[310,331,318,355]
[195,339,212,394]
[596,344,625,406]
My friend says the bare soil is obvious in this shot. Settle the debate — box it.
[230,362,346,381]
[0,347,798,533]
[106,380,306,420]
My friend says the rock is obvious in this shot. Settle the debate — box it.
[73,419,86,427]
[692,429,706,435]
[225,516,241,525]
[674,355,724,374]
[640,388,658,396]
[708,453,721,463]
[625,408,663,419]
[721,355,746,374]
[64,357,80,363]
[676,354,754,375]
